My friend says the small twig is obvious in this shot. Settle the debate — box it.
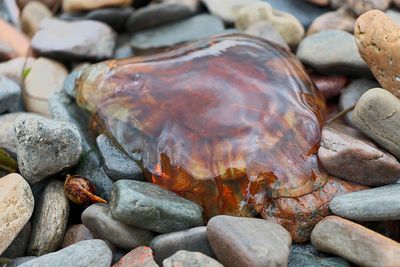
[326,105,356,124]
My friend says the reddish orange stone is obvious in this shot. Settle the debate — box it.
[76,34,327,218]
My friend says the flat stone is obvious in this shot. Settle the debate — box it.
[347,0,391,16]
[21,240,112,267]
[264,0,332,28]
[0,57,35,85]
[311,216,400,267]
[201,0,260,23]
[236,2,304,47]
[2,222,31,258]
[353,88,400,159]
[289,252,351,267]
[330,184,400,221]
[32,18,116,61]
[296,30,371,77]
[48,92,113,200]
[28,181,70,256]
[60,7,133,32]
[62,0,132,12]
[0,18,30,60]
[21,1,52,37]
[15,116,83,184]
[307,6,355,35]
[109,180,204,233]
[61,224,96,248]
[96,134,143,181]
[130,14,224,51]
[0,173,34,255]
[163,250,223,267]
[23,57,68,116]
[112,246,158,267]
[319,123,400,186]
[0,76,21,114]
[207,215,291,267]
[244,21,289,50]
[261,177,366,243]
[339,79,379,126]
[126,0,200,32]
[355,10,400,98]
[151,226,214,264]
[82,203,154,250]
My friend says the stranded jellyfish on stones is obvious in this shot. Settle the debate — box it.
[76,33,329,231]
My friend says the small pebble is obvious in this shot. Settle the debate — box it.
[163,250,223,267]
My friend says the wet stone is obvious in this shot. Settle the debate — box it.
[109,180,204,233]
[96,134,144,181]
[150,226,214,264]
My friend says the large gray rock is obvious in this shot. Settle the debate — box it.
[126,0,200,32]
[32,18,116,61]
[330,184,400,221]
[318,123,400,186]
[20,240,112,267]
[109,180,204,233]
[15,116,82,184]
[296,30,371,77]
[163,250,223,267]
[48,92,113,200]
[207,215,292,267]
[339,79,379,126]
[81,203,154,250]
[151,226,214,264]
[130,14,224,51]
[353,88,400,159]
[96,134,143,181]
[0,76,21,114]
[28,181,70,256]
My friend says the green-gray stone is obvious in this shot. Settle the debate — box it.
[109,180,204,233]
[288,252,350,267]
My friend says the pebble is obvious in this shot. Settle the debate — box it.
[201,0,260,23]
[297,30,371,77]
[23,57,68,116]
[310,74,348,100]
[96,134,144,181]
[48,92,113,200]
[289,252,351,267]
[82,203,154,250]
[163,250,223,267]
[0,76,21,114]
[244,21,289,50]
[307,6,355,36]
[207,215,291,267]
[311,216,400,267]
[0,57,35,85]
[126,0,200,32]
[15,116,82,184]
[130,14,224,51]
[261,177,367,243]
[21,1,52,37]
[112,246,158,267]
[0,174,34,255]
[32,18,116,61]
[330,184,400,221]
[17,0,60,13]
[21,240,112,267]
[355,10,400,98]
[265,0,331,28]
[338,79,379,126]
[61,224,96,248]
[28,181,70,256]
[150,226,214,264]
[60,7,133,32]
[236,2,304,47]
[109,180,204,233]
[347,0,391,15]
[319,123,400,186]
[0,18,30,60]
[353,88,400,159]
[2,222,31,258]
[62,0,132,13]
